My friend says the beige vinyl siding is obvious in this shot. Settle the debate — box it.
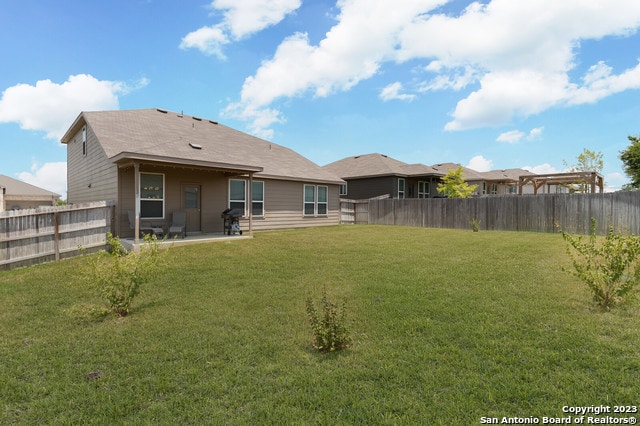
[66,124,118,204]
[239,179,340,231]
[117,166,231,237]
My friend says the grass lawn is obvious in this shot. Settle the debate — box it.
[1,225,639,424]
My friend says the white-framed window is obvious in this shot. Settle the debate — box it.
[82,126,87,156]
[229,179,264,216]
[229,179,246,213]
[398,178,405,199]
[304,184,328,216]
[339,183,347,196]
[140,173,164,219]
[318,185,328,215]
[251,181,264,217]
[482,182,487,195]
[418,181,430,198]
[490,183,498,195]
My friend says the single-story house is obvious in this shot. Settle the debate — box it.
[322,153,444,199]
[479,168,536,195]
[324,154,581,198]
[432,166,538,196]
[0,174,60,211]
[60,108,344,238]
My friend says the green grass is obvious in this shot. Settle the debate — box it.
[1,225,639,425]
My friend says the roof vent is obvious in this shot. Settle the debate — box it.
[189,142,202,150]
[209,120,218,125]
[157,108,168,114]
[193,116,202,121]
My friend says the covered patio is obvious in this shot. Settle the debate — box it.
[121,231,252,251]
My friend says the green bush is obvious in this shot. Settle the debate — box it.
[306,289,351,353]
[81,233,166,317]
[561,218,640,309]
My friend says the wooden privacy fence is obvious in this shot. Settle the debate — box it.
[340,195,389,225]
[0,201,115,270]
[366,192,640,235]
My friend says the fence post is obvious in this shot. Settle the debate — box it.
[54,210,60,262]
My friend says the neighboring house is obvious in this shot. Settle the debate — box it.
[0,174,60,211]
[478,168,535,195]
[323,154,574,198]
[322,153,444,199]
[60,108,344,237]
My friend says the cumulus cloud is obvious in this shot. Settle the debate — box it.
[523,163,562,174]
[527,126,544,140]
[497,130,526,144]
[226,0,442,131]
[497,127,544,143]
[18,161,67,199]
[219,0,640,136]
[0,74,146,140]
[380,82,416,101]
[180,0,301,58]
[467,155,493,172]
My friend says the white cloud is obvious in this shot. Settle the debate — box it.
[227,0,444,133]
[380,82,416,101]
[398,0,640,131]
[0,74,145,140]
[467,155,493,172]
[18,161,67,199]
[179,25,229,58]
[419,65,478,91]
[527,126,544,140]
[497,130,526,144]
[567,60,640,105]
[180,0,301,58]
[523,163,562,174]
[497,126,544,143]
[219,0,640,136]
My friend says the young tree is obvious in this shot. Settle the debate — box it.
[437,165,477,198]
[563,148,604,173]
[563,148,604,193]
[619,135,640,190]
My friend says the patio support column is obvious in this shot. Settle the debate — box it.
[134,162,140,253]
[248,172,254,236]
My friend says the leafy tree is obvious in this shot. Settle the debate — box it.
[619,135,640,190]
[562,148,604,193]
[436,166,477,198]
[563,148,604,173]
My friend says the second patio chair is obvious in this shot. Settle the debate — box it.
[169,211,186,239]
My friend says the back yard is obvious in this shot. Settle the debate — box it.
[1,225,639,424]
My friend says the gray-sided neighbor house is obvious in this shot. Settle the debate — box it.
[61,108,344,238]
[0,174,60,211]
[324,154,549,199]
[322,153,444,199]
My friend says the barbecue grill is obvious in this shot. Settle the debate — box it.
[221,208,243,235]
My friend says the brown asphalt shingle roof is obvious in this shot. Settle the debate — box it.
[62,108,343,185]
[323,153,442,179]
[0,174,60,198]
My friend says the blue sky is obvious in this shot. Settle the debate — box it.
[2,0,640,198]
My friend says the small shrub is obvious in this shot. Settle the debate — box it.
[560,218,640,309]
[81,233,166,317]
[470,218,480,232]
[306,289,351,353]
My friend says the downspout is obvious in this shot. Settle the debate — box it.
[134,162,140,253]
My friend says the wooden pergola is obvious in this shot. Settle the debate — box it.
[518,171,604,195]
